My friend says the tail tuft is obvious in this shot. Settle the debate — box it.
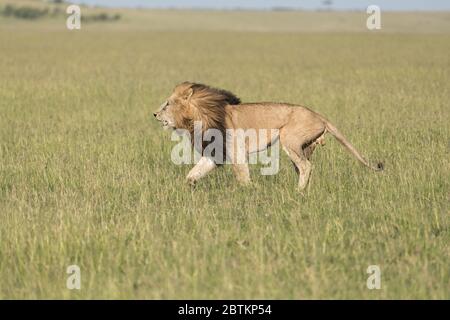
[376,162,384,171]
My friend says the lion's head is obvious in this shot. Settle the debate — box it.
[153,82,241,134]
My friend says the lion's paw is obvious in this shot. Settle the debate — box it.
[186,177,197,187]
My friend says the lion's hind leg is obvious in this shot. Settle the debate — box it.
[232,163,251,185]
[280,128,316,191]
[283,146,312,191]
[303,144,316,161]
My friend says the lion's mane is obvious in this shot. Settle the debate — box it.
[173,82,240,135]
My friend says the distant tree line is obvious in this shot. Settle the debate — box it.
[0,4,121,22]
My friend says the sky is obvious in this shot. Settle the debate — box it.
[71,0,450,11]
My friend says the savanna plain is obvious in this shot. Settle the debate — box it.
[0,1,449,299]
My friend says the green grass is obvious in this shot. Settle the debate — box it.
[0,7,449,299]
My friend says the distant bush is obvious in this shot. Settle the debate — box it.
[81,12,121,22]
[1,5,49,20]
[51,7,63,17]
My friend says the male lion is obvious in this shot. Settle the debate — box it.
[154,82,383,190]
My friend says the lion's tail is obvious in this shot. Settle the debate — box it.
[324,120,384,171]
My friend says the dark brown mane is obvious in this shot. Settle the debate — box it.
[190,83,241,106]
[173,82,241,158]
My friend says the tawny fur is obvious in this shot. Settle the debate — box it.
[154,82,383,190]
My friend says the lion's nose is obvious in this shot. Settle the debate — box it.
[153,113,157,117]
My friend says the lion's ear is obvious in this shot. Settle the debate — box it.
[183,87,194,101]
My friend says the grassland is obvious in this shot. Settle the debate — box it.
[0,2,449,299]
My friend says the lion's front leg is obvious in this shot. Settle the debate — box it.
[226,130,251,185]
[186,157,217,186]
[232,163,251,185]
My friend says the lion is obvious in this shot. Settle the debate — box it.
[154,82,383,190]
